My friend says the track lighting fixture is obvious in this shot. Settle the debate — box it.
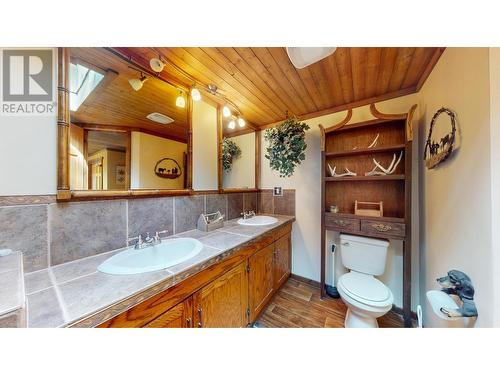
[238,117,246,127]
[228,120,236,129]
[223,106,231,118]
[150,57,165,73]
[176,91,186,108]
[191,86,201,101]
[128,73,148,91]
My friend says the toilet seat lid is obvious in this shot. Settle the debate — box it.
[338,272,390,303]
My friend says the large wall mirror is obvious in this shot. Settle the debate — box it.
[221,116,258,190]
[67,47,190,195]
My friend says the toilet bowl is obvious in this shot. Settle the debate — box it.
[338,271,393,328]
[338,234,393,328]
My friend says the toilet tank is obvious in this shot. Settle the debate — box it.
[339,234,389,276]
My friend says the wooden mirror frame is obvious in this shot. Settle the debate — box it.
[217,105,260,193]
[56,47,193,201]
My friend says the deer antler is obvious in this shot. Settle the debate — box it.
[328,163,357,177]
[365,151,403,176]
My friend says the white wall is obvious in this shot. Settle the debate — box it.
[490,48,500,326]
[130,132,187,189]
[223,132,255,189]
[418,48,493,327]
[260,93,421,309]
[192,99,218,191]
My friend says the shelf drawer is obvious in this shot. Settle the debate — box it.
[325,215,360,232]
[360,219,405,238]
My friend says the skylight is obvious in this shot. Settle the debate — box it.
[69,62,104,112]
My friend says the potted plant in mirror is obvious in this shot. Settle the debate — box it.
[222,137,242,171]
[264,116,310,177]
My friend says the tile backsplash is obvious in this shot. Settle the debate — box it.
[0,191,295,273]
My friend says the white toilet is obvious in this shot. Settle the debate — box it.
[337,234,394,328]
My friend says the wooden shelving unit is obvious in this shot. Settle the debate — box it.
[325,175,405,182]
[319,104,417,328]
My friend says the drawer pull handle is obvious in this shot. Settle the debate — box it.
[334,220,348,227]
[371,223,392,232]
[186,317,192,327]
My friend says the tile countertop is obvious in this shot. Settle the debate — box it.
[22,214,294,328]
[0,250,25,327]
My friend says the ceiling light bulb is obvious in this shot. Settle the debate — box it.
[228,120,236,129]
[176,94,186,108]
[223,106,231,117]
[238,117,245,127]
[150,58,165,73]
[128,76,147,91]
[191,87,201,101]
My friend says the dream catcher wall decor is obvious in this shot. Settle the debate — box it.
[424,107,457,169]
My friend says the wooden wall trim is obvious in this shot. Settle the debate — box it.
[255,131,260,189]
[0,195,56,207]
[217,104,223,192]
[57,47,70,196]
[187,93,193,190]
[258,86,417,130]
[74,123,188,144]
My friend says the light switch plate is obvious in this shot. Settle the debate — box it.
[273,187,283,196]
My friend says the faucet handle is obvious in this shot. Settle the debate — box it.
[128,235,143,249]
[155,229,169,239]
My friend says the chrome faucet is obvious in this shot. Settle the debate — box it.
[241,210,256,220]
[128,229,169,250]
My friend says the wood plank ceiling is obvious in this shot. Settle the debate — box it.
[118,47,444,128]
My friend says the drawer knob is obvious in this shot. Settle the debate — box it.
[371,223,392,232]
[334,219,348,227]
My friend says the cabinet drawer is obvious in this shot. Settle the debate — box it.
[360,220,405,238]
[273,223,292,241]
[325,215,360,232]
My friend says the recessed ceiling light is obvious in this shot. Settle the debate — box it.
[238,118,245,127]
[146,112,174,125]
[228,120,236,129]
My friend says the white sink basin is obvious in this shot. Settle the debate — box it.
[237,215,278,226]
[98,238,203,275]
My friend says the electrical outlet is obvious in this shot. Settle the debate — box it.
[273,187,283,196]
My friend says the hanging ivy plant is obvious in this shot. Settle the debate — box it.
[222,137,242,171]
[264,117,310,177]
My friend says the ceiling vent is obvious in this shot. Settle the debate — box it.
[146,112,174,125]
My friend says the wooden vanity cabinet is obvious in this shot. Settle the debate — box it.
[96,223,293,329]
[273,232,291,289]
[248,244,275,322]
[192,261,249,328]
[144,296,194,328]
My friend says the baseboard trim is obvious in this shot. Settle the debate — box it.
[290,273,321,288]
[391,305,418,321]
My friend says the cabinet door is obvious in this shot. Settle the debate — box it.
[144,296,193,328]
[248,243,275,322]
[274,233,291,289]
[193,261,249,328]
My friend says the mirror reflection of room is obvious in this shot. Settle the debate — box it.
[68,47,189,191]
[221,110,256,189]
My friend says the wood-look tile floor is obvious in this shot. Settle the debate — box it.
[255,276,404,328]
